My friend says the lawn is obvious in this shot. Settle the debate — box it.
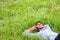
[0,0,60,40]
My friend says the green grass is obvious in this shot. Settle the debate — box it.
[0,0,60,40]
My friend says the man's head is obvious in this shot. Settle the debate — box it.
[35,21,44,31]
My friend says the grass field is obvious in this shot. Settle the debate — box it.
[0,0,60,40]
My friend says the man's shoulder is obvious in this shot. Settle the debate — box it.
[44,24,49,27]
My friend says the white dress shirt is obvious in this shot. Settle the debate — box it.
[22,24,58,40]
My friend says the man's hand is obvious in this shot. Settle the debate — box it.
[28,25,37,32]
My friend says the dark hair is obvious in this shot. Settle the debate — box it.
[35,21,43,25]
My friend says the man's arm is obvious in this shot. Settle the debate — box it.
[22,25,37,36]
[28,25,37,32]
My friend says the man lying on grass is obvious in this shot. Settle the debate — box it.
[22,21,60,40]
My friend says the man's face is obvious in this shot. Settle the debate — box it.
[35,23,43,31]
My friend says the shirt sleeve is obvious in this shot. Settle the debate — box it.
[44,24,52,30]
[22,30,36,36]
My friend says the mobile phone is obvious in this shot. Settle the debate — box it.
[35,27,39,29]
